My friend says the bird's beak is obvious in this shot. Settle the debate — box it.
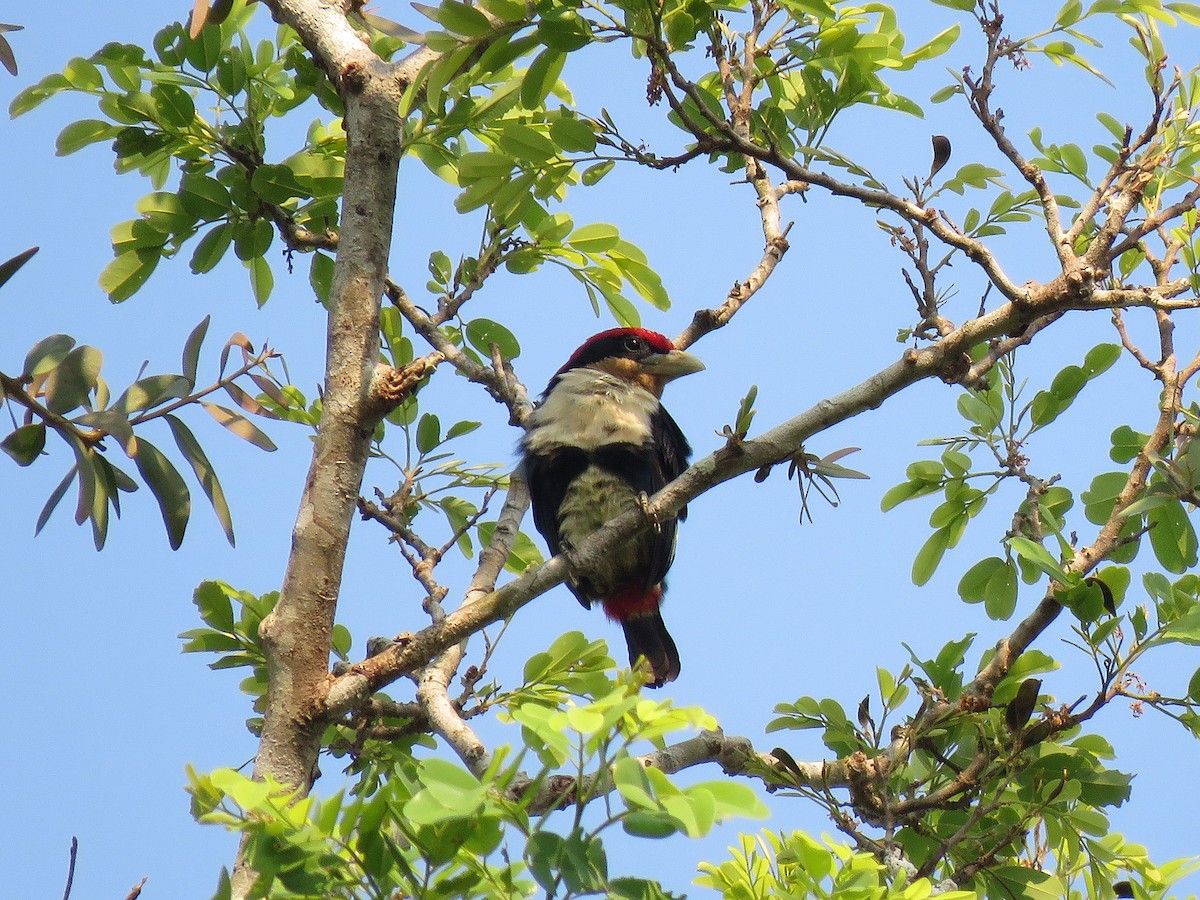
[639,348,705,381]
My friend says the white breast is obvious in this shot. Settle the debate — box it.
[524,368,658,453]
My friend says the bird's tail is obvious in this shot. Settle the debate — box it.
[604,585,680,688]
[620,611,681,688]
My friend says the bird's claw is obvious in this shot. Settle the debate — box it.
[637,491,662,535]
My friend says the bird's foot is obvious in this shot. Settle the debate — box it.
[637,491,662,534]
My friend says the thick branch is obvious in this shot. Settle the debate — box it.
[235,0,417,895]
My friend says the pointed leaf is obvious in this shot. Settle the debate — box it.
[1008,536,1069,584]
[0,246,38,290]
[167,415,234,546]
[520,48,565,109]
[246,256,273,306]
[132,436,191,549]
[190,223,232,274]
[912,527,950,586]
[202,402,277,451]
[218,332,253,375]
[35,466,77,535]
[182,316,211,385]
[117,374,192,415]
[224,382,278,418]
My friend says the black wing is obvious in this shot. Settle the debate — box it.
[521,446,588,559]
[652,404,692,521]
[590,405,691,593]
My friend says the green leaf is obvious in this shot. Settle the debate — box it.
[446,420,481,440]
[191,581,236,633]
[957,391,1002,429]
[251,164,306,204]
[912,527,951,586]
[1,423,47,466]
[1008,536,1069,585]
[182,316,211,386]
[416,413,442,454]
[167,415,235,546]
[44,344,103,413]
[1148,500,1198,573]
[437,0,492,36]
[902,23,960,66]
[1083,342,1121,376]
[233,219,273,261]
[537,9,593,51]
[55,119,117,156]
[246,256,274,306]
[465,317,521,359]
[1059,143,1089,180]
[1160,607,1200,645]
[496,123,559,162]
[34,465,77,536]
[190,223,233,274]
[1188,666,1200,702]
[136,191,194,233]
[458,151,515,182]
[180,174,231,219]
[582,160,615,186]
[1081,471,1129,524]
[309,251,335,305]
[990,866,1062,900]
[132,436,191,549]
[568,222,621,254]
[152,83,195,128]
[9,72,72,117]
[22,333,75,379]
[550,116,597,153]
[405,758,486,823]
[116,374,191,415]
[100,248,160,301]
[521,48,565,109]
[958,556,1005,603]
[1110,425,1147,463]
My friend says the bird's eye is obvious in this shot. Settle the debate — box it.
[623,336,644,353]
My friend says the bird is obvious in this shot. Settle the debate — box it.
[520,328,704,687]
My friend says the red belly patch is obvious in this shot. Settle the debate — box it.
[602,584,663,622]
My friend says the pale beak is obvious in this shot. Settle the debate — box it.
[640,348,705,381]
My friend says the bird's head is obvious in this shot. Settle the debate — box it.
[555,328,705,397]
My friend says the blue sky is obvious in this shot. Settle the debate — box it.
[2,1,1199,896]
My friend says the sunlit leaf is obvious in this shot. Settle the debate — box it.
[202,402,277,451]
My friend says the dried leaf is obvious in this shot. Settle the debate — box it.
[0,29,19,77]
[202,401,277,451]
[0,245,37,289]
[929,134,952,179]
[218,331,253,377]
[189,0,211,38]
[223,382,278,418]
[248,371,288,408]
[1005,678,1042,733]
